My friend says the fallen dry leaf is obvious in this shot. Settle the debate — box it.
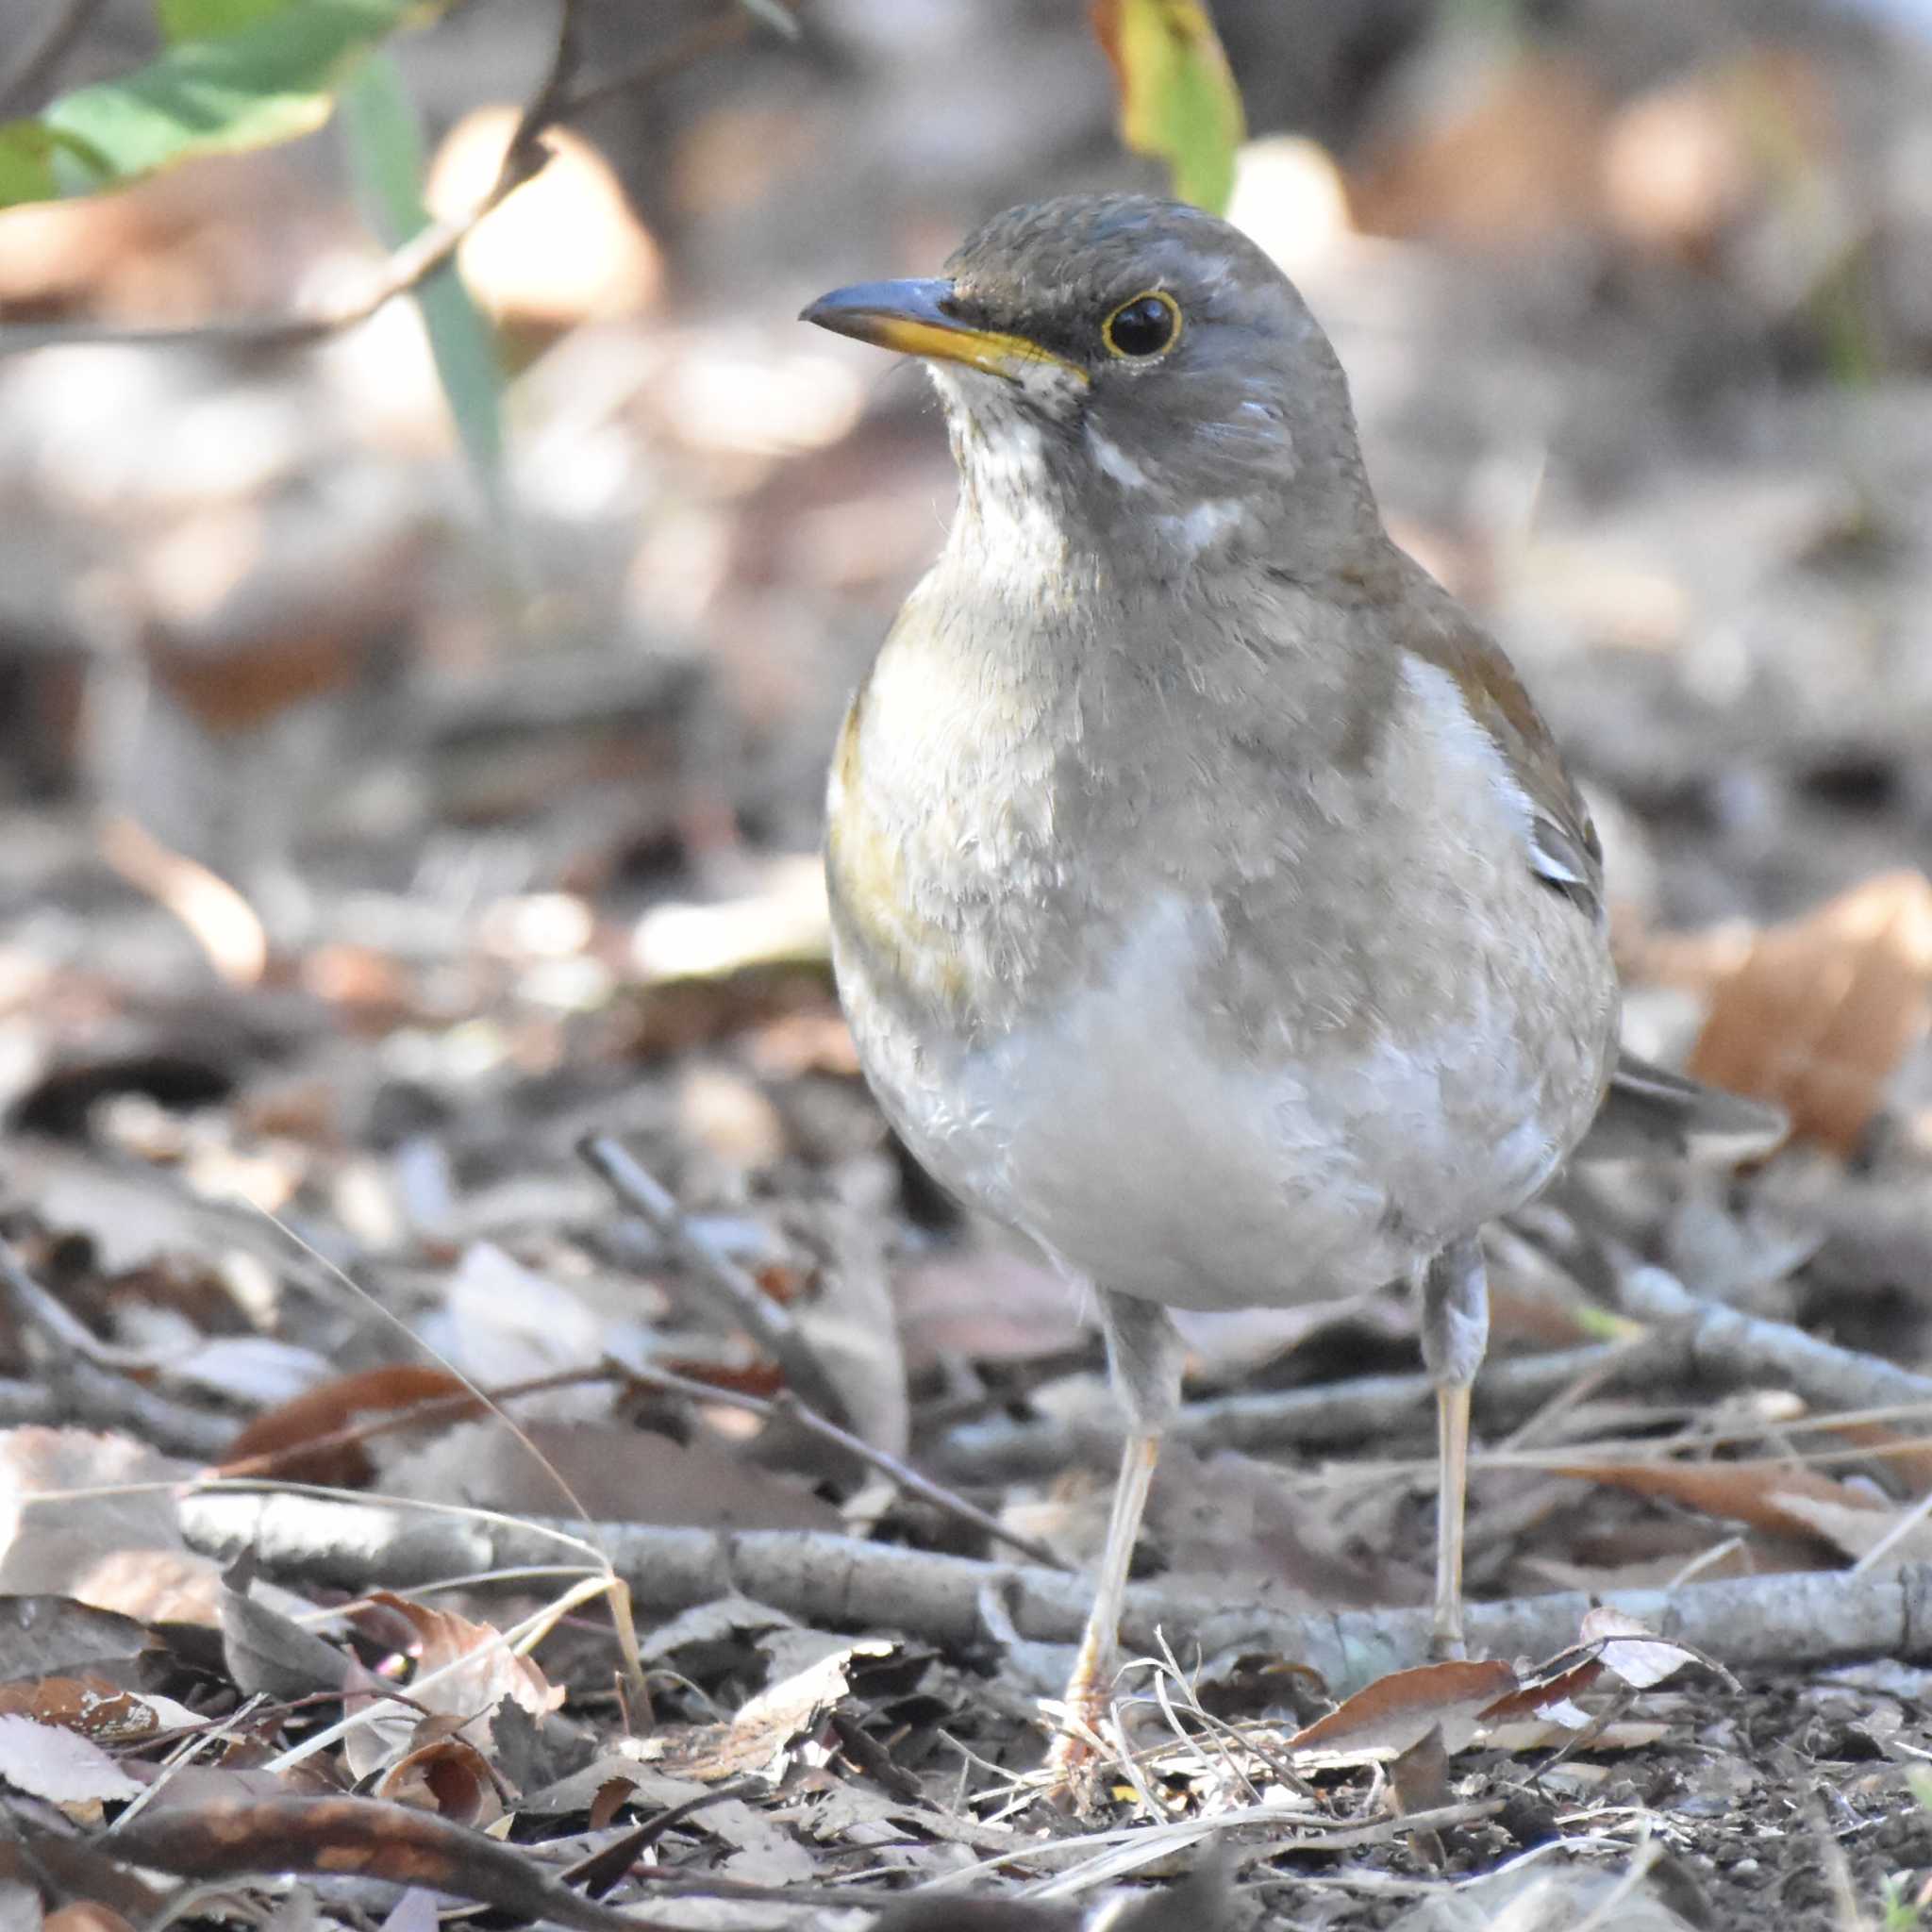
[1287,1611,1697,1768]
[105,1795,641,1931]
[0,1429,220,1625]
[1827,1420,1932,1498]
[344,1591,562,1783]
[0,1710,141,1807]
[375,1724,508,1825]
[96,814,267,990]
[1687,871,1932,1155]
[218,1364,478,1486]
[221,1580,375,1705]
[1577,1607,1702,1690]
[629,1638,900,1784]
[0,1596,151,1683]
[1288,1658,1518,1763]
[0,1674,169,1745]
[1555,1456,1890,1550]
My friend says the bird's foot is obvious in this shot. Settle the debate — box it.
[1041,1693,1115,1813]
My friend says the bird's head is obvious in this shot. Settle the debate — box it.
[801,193,1379,576]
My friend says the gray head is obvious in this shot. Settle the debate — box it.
[802,193,1382,580]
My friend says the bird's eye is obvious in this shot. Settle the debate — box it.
[1102,290,1181,359]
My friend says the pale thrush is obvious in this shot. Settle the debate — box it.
[801,193,1782,1766]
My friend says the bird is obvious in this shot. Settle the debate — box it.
[800,192,1782,1769]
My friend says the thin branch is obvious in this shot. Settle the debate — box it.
[0,0,108,118]
[0,1,758,358]
[210,1352,1066,1572]
[928,1341,1657,1485]
[625,1357,1068,1572]
[578,1133,854,1429]
[0,1233,239,1457]
[180,1484,1932,1700]
[0,1229,158,1371]
[558,9,749,122]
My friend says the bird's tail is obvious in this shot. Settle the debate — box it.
[1578,1049,1788,1164]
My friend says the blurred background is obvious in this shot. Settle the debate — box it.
[5,0,1931,951]
[10,8,1932,1904]
[3,0,1932,1601]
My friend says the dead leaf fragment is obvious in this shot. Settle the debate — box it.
[1688,871,1932,1155]
[219,1364,477,1486]
[106,1795,643,1931]
[1287,1610,1697,1771]
[0,1710,141,1807]
[375,1727,508,1825]
[97,813,268,989]
[345,1591,562,1783]
[1289,1658,1518,1763]
[1387,1722,1453,1819]
[0,1674,162,1744]
[0,1595,152,1683]
[1556,1456,1890,1551]
[630,1638,899,1784]
[0,1428,220,1625]
[1578,1607,1700,1690]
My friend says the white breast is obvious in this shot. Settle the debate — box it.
[842,890,1557,1313]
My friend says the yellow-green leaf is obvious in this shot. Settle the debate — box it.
[1091,0,1245,214]
[0,0,431,209]
[156,0,290,40]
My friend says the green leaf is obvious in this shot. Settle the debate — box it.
[0,0,427,209]
[338,52,508,511]
[1091,0,1245,215]
[0,123,69,203]
[156,0,291,41]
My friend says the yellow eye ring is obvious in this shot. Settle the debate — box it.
[1101,289,1182,359]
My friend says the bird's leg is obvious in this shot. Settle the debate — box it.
[1419,1235,1489,1660]
[1046,1291,1186,1778]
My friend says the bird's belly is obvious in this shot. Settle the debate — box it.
[841,895,1585,1310]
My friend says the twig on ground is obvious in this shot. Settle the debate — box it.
[0,2,758,358]
[928,1255,1932,1488]
[579,1133,853,1428]
[928,1341,1658,1484]
[0,1378,57,1428]
[54,1357,237,1460]
[0,1357,228,1457]
[617,1357,1066,1571]
[0,1231,173,1372]
[1611,1261,1932,1414]
[179,1485,1932,1699]
[0,1234,237,1457]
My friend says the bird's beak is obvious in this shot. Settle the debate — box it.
[800,277,1087,385]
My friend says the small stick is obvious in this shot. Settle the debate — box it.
[577,1133,853,1428]
[612,1357,1067,1572]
